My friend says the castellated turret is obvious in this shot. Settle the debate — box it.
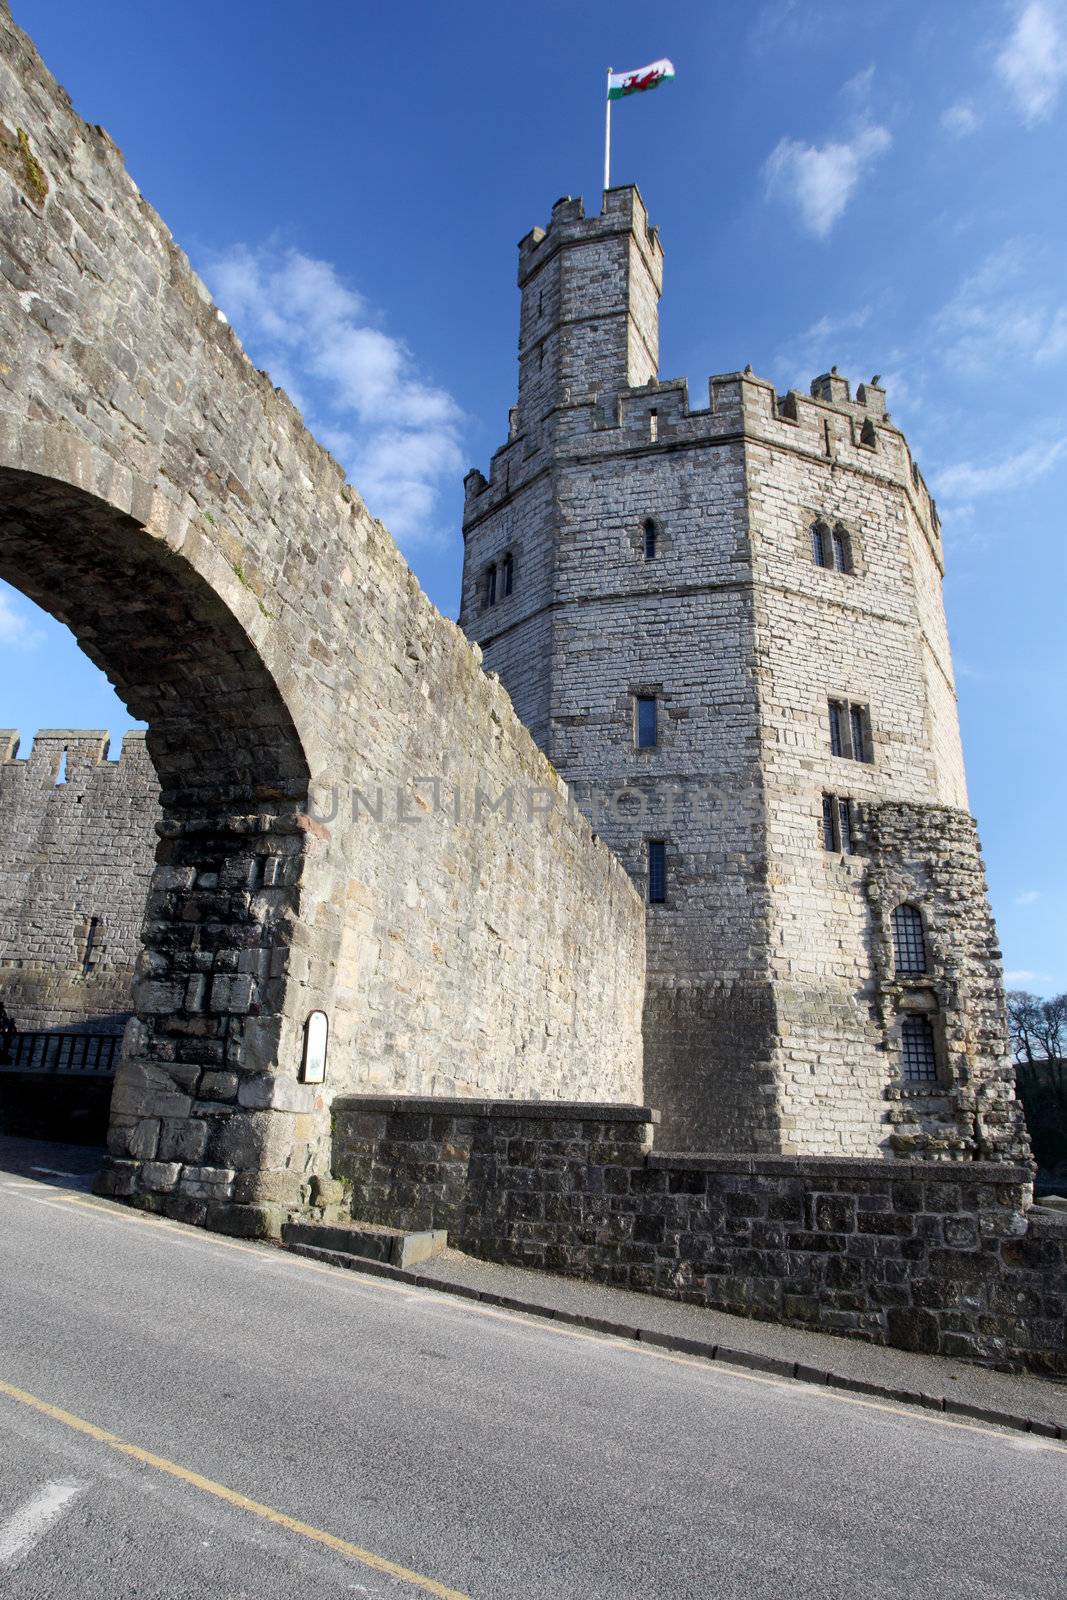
[460,186,1029,1163]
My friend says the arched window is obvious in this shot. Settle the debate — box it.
[811,521,831,567]
[501,553,514,597]
[832,525,852,573]
[485,563,497,607]
[901,1016,938,1083]
[892,904,927,975]
[643,519,657,561]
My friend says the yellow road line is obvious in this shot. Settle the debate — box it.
[0,1379,470,1599]
[12,1178,1066,1453]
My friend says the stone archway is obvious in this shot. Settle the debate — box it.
[0,456,327,1233]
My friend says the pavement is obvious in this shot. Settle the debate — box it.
[1,1134,1065,1598]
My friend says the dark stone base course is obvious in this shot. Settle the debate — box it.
[331,1095,1066,1377]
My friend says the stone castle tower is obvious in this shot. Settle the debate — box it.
[460,187,1027,1163]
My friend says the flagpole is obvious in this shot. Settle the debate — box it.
[604,66,612,191]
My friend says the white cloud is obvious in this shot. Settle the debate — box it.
[996,1,1067,125]
[1015,889,1042,905]
[763,123,891,238]
[202,245,463,548]
[941,100,981,137]
[935,434,1067,498]
[0,588,43,650]
[934,241,1067,372]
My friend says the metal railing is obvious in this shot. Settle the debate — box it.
[0,1031,121,1077]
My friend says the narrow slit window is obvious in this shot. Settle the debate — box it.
[849,704,867,763]
[643,520,657,561]
[822,795,837,851]
[828,700,845,758]
[649,409,658,443]
[892,905,928,975]
[901,1016,938,1084]
[485,563,497,607]
[81,915,100,975]
[636,696,658,749]
[648,840,667,904]
[837,798,854,855]
[501,554,514,597]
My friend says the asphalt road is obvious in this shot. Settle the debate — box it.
[0,1163,1063,1599]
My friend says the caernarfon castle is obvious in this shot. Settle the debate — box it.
[0,0,1030,1190]
[7,8,1065,1375]
[1,169,1025,1169]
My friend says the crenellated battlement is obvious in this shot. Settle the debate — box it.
[464,363,941,557]
[0,727,151,778]
[516,186,663,289]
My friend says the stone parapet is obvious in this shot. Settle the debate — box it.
[332,1096,1064,1375]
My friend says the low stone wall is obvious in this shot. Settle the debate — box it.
[332,1096,1066,1376]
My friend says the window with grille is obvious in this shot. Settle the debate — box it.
[832,526,851,572]
[822,794,857,854]
[485,563,497,607]
[643,519,657,560]
[648,840,667,904]
[501,554,514,597]
[636,696,658,749]
[901,1016,938,1083]
[811,523,830,567]
[892,904,928,974]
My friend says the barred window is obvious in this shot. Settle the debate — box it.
[644,519,657,560]
[811,522,830,567]
[832,526,852,573]
[636,695,658,749]
[892,904,928,975]
[648,840,667,904]
[501,553,514,597]
[485,563,497,607]
[901,1016,938,1084]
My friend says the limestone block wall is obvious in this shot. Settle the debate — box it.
[333,1096,1065,1376]
[0,728,159,1031]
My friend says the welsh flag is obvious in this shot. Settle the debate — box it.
[608,60,675,100]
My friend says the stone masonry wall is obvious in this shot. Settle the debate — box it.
[0,728,159,1032]
[0,7,647,1231]
[333,1096,1066,1376]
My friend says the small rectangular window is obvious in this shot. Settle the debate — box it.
[636,696,658,749]
[649,409,658,443]
[643,521,657,561]
[648,840,666,904]
[822,794,858,854]
[828,700,845,758]
[502,554,514,597]
[822,795,837,851]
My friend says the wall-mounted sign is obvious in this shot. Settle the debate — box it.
[301,1011,329,1084]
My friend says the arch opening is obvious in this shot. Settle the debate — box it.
[0,468,315,1201]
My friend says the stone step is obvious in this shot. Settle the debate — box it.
[281,1219,448,1271]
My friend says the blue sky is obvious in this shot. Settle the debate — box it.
[2,0,1064,993]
